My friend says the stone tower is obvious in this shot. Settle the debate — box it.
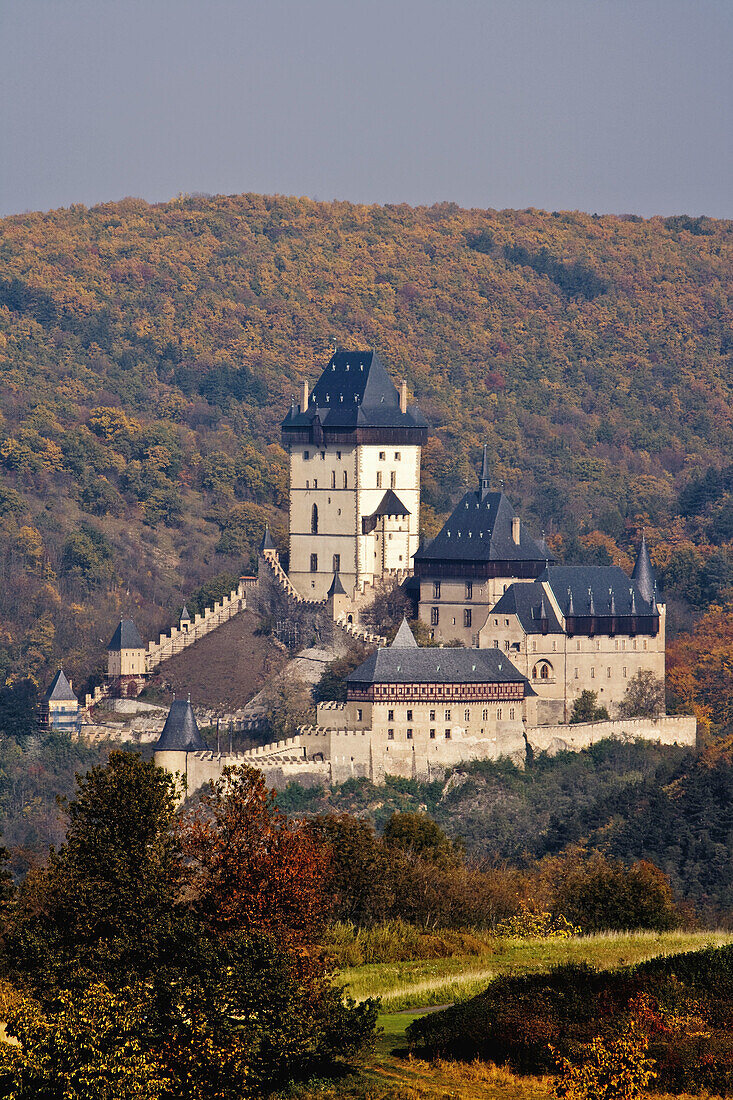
[281,350,428,601]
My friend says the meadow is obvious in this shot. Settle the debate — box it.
[285,930,733,1100]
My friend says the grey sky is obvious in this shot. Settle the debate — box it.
[1,0,731,218]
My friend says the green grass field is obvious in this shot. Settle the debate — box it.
[342,930,733,1012]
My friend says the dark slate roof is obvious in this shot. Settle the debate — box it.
[541,565,657,616]
[156,699,205,751]
[631,535,656,603]
[391,618,419,648]
[281,350,427,432]
[180,605,191,621]
[108,619,145,651]
[44,669,77,703]
[414,491,548,564]
[490,583,564,634]
[259,525,276,553]
[327,572,347,597]
[370,489,411,517]
[347,645,528,688]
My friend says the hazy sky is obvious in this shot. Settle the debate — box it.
[1,0,732,219]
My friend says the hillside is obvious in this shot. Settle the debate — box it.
[0,194,732,704]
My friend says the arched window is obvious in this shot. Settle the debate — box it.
[533,661,553,680]
[311,504,318,534]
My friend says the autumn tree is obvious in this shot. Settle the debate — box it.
[617,671,665,719]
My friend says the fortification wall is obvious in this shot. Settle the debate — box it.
[526,714,697,755]
[145,578,253,669]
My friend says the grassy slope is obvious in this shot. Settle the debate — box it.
[335,932,732,1100]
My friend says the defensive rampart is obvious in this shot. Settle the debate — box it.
[526,714,697,755]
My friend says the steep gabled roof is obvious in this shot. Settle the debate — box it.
[370,489,411,517]
[414,491,548,564]
[44,669,77,703]
[490,583,564,634]
[180,604,191,621]
[541,565,657,616]
[108,619,145,651]
[156,698,205,751]
[347,644,528,688]
[281,350,428,432]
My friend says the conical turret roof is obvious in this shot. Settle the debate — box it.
[391,617,418,648]
[156,698,205,752]
[259,525,276,553]
[44,669,77,703]
[632,535,656,603]
[327,572,347,597]
[479,444,491,500]
[180,604,191,622]
[108,619,145,651]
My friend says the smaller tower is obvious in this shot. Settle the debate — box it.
[179,604,191,631]
[632,534,656,604]
[42,669,80,734]
[154,696,206,802]
[107,618,147,698]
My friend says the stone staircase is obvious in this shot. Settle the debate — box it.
[145,577,254,671]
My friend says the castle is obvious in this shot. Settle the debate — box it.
[148,347,695,796]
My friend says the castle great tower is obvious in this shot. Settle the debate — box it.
[281,350,428,601]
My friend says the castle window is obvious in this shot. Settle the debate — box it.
[343,471,348,488]
[407,728,413,739]
[320,452,325,460]
[445,729,451,739]
[576,640,581,651]
[306,480,310,489]
[311,504,319,534]
[379,451,385,460]
[337,451,342,459]
[590,667,595,678]
[304,451,310,460]
[444,710,451,720]
[331,470,336,489]
[643,639,648,650]
[429,710,436,720]
[509,708,515,720]
[497,708,502,719]
[504,641,510,651]
[464,609,472,628]
[431,607,439,626]
[541,663,550,679]
[464,709,470,722]
[313,479,318,489]
[623,666,628,677]
[430,728,436,739]
[406,709,413,721]
[482,708,488,720]
[532,639,537,652]
[465,582,472,599]
[388,729,394,740]
[493,640,499,648]
[357,709,362,721]
[376,472,382,488]
[310,554,318,573]
[574,668,579,679]
[395,451,401,460]
[390,471,396,488]
[433,581,441,599]
[388,709,394,721]
[607,667,611,678]
[332,553,340,572]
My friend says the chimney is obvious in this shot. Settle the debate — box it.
[511,516,521,545]
[399,380,408,414]
[301,380,309,413]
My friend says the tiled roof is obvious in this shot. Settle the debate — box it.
[281,350,427,432]
[490,583,564,634]
[156,698,205,751]
[541,565,657,616]
[44,669,77,703]
[415,490,548,564]
[108,619,145,651]
[347,644,528,687]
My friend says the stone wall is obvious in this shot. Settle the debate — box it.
[526,714,697,755]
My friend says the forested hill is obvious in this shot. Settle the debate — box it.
[0,194,732,698]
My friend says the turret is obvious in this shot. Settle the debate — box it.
[107,618,146,697]
[478,444,491,501]
[631,534,656,604]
